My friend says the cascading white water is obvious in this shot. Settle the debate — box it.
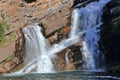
[22,24,55,73]
[65,50,71,65]
[20,24,82,73]
[8,0,110,74]
[18,23,83,73]
[83,0,110,70]
[70,0,110,70]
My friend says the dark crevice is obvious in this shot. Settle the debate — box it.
[72,0,99,8]
[24,0,37,3]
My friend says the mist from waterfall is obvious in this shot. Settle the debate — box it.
[6,0,111,75]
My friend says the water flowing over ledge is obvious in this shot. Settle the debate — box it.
[4,0,111,75]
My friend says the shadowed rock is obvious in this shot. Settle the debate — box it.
[99,0,120,71]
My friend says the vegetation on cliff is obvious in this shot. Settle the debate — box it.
[0,21,9,45]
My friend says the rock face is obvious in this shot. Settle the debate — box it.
[0,0,92,74]
[0,0,74,58]
[0,0,73,73]
[99,0,120,71]
[1,0,119,73]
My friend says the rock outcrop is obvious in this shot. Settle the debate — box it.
[0,0,74,46]
[1,0,119,73]
[99,0,120,71]
[0,0,74,73]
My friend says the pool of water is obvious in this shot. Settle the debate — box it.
[1,71,120,80]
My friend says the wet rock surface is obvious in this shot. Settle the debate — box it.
[99,0,120,71]
[48,26,83,71]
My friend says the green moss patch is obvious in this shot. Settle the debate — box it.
[0,21,9,45]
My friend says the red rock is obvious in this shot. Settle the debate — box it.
[63,26,70,34]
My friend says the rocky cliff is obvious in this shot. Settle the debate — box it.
[99,0,120,71]
[0,0,119,73]
[0,0,94,73]
[0,0,74,73]
[0,0,73,49]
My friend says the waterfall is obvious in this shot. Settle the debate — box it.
[65,49,71,65]
[20,24,83,73]
[7,0,110,74]
[70,0,110,70]
[22,23,55,73]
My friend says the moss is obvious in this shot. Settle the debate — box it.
[1,13,6,20]
[2,54,15,65]
[0,21,9,45]
[9,32,16,41]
